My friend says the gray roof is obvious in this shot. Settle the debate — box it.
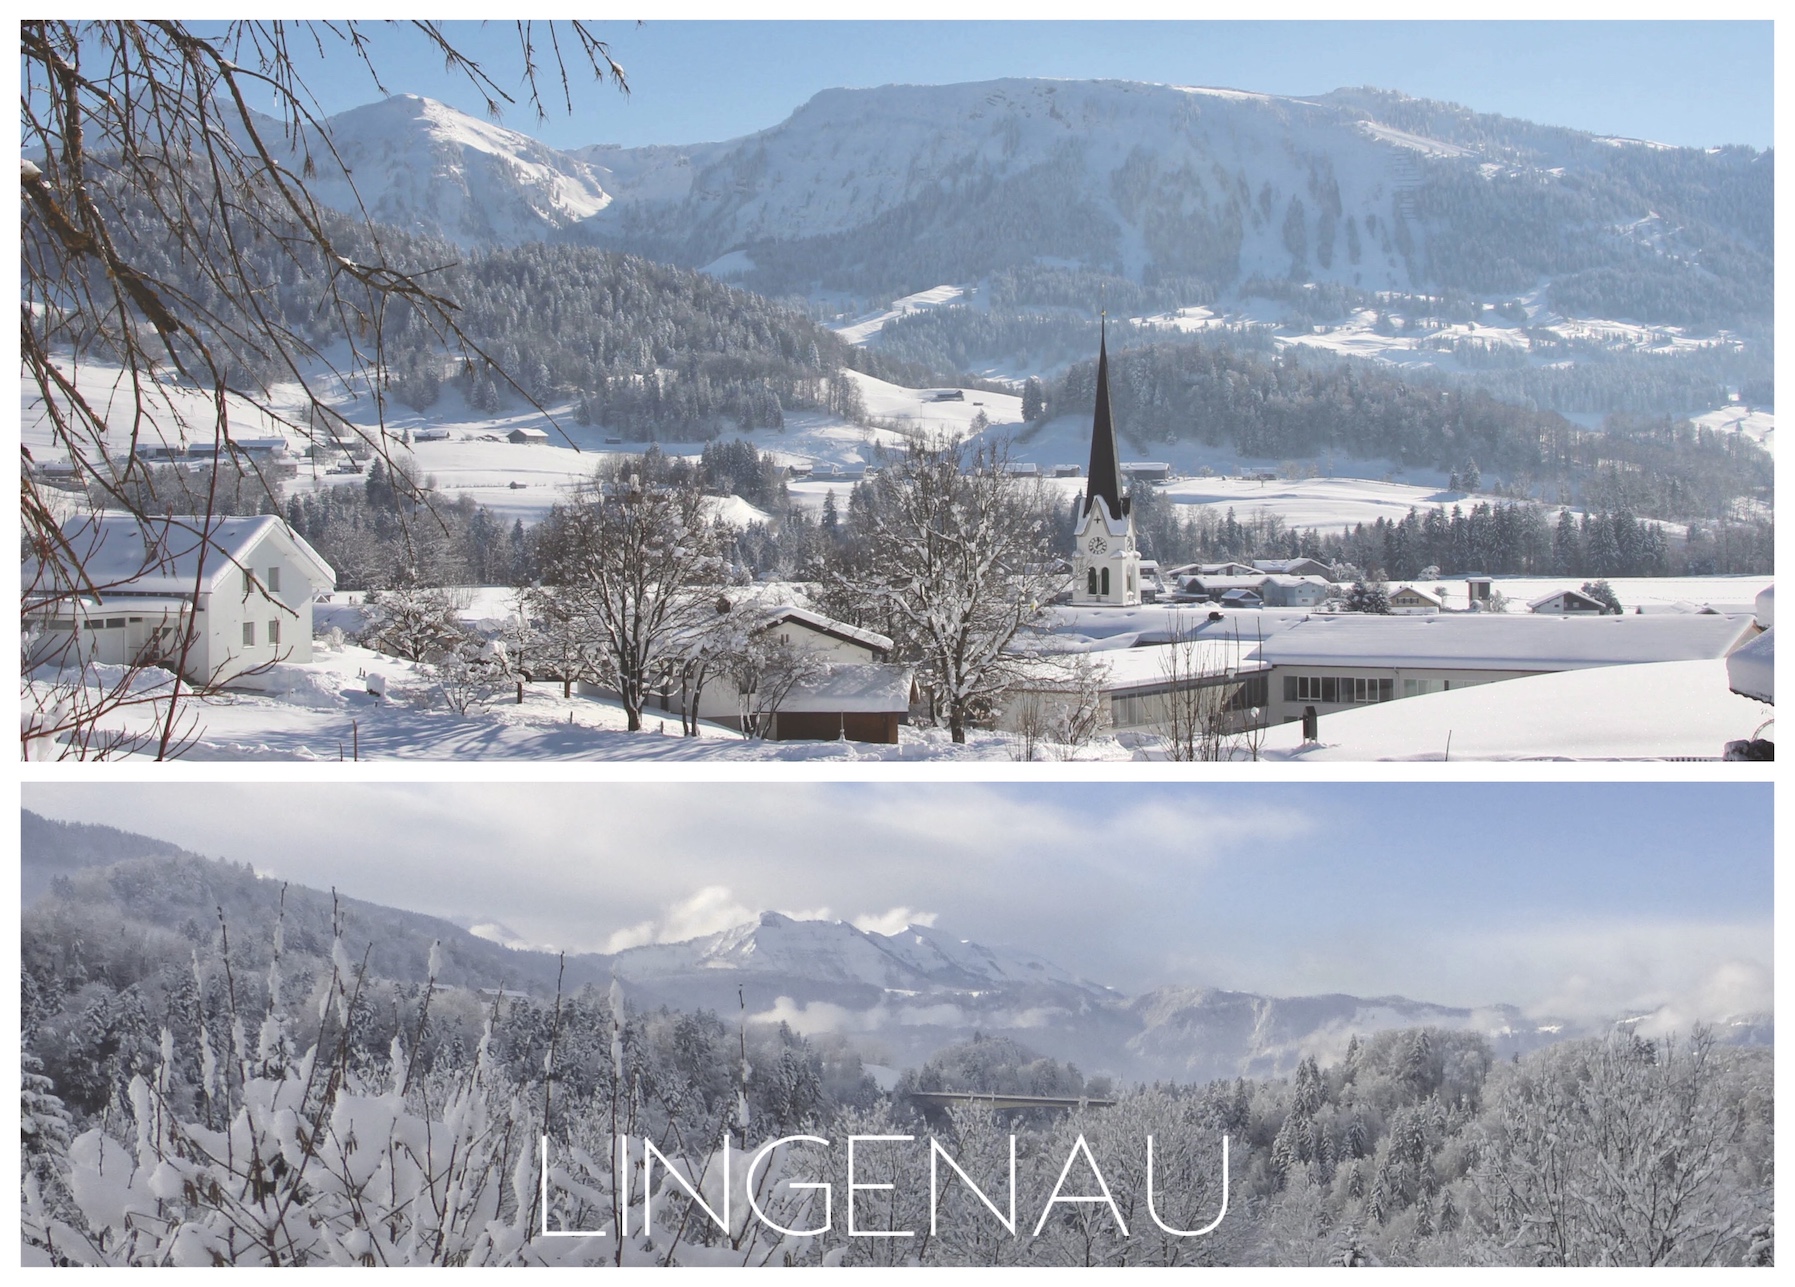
[1252,612,1754,671]
[26,513,335,599]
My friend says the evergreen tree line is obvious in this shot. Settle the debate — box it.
[38,186,952,440]
[1125,481,1771,579]
[1043,340,1771,523]
[874,296,1764,424]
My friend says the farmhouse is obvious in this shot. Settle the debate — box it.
[506,427,551,444]
[1387,585,1444,615]
[23,513,336,687]
[1253,611,1758,724]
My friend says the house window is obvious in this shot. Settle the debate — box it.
[267,566,281,593]
[243,621,255,646]
[269,619,280,646]
[104,617,125,629]
[1100,567,1110,596]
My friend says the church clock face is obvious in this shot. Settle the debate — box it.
[1086,534,1108,556]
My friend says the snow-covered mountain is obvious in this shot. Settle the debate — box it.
[21,814,1769,1085]
[291,80,1768,351]
[573,79,1768,332]
[610,910,1106,995]
[593,79,1429,289]
[589,912,1773,1082]
[297,94,614,247]
[1125,986,1545,1083]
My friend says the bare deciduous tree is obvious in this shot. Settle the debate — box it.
[835,439,1060,743]
[20,20,625,758]
[1470,1029,1760,1266]
[535,470,732,731]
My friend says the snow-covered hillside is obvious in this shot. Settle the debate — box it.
[593,79,1436,289]
[297,94,614,246]
[579,79,1767,332]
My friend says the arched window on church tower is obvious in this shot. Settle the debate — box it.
[1087,568,1098,595]
[1100,567,1111,596]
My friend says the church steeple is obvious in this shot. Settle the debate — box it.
[1083,316,1128,520]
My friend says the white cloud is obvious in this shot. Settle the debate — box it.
[853,907,938,936]
[603,885,756,952]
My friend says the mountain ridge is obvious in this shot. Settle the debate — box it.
[22,811,1768,1081]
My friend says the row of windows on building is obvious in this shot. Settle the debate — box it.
[1283,675,1453,705]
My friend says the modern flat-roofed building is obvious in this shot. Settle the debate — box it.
[1254,611,1757,724]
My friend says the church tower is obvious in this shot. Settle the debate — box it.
[1071,321,1141,606]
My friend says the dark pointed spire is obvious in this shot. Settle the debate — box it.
[1083,314,1128,520]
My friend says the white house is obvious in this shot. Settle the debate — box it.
[1261,575,1331,608]
[24,513,336,687]
[1253,611,1758,724]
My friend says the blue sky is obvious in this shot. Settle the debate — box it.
[226,20,1773,151]
[22,782,1771,1022]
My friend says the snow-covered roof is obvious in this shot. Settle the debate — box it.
[1251,612,1754,672]
[1017,636,1268,694]
[1390,585,1443,605]
[27,513,335,599]
[778,663,914,713]
[1727,629,1772,704]
[1260,659,1768,761]
[1755,584,1774,630]
[1253,558,1331,574]
[761,606,893,655]
[1263,575,1330,588]
[1526,587,1603,610]
[1185,575,1269,591]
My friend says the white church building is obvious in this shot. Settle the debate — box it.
[1070,324,1143,608]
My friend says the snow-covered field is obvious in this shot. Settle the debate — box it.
[1258,658,1768,761]
[1691,405,1774,453]
[29,642,1088,762]
[24,358,1019,525]
[831,284,970,345]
